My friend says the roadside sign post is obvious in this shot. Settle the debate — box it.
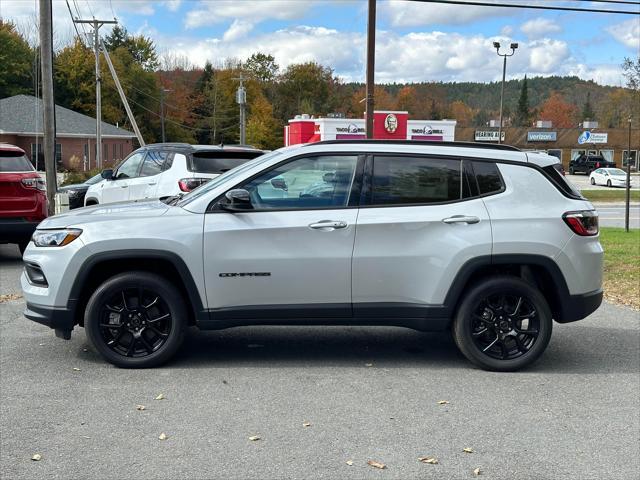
[626,116,631,233]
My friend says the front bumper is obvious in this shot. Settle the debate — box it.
[0,218,39,243]
[556,289,603,323]
[24,302,76,339]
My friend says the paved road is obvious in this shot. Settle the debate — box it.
[1,244,639,480]
[593,203,640,229]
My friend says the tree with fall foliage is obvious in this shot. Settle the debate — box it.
[537,92,578,128]
[0,20,35,98]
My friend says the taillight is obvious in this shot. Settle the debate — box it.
[21,178,46,191]
[563,211,598,236]
[178,177,210,192]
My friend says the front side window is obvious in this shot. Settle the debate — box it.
[115,152,145,179]
[371,156,463,205]
[140,150,168,177]
[241,155,358,209]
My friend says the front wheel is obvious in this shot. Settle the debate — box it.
[607,180,612,187]
[590,177,596,185]
[84,271,187,368]
[452,276,552,371]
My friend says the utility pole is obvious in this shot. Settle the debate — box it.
[235,73,246,145]
[160,88,171,143]
[493,42,518,144]
[74,17,117,168]
[625,116,632,232]
[100,40,146,146]
[365,0,376,139]
[39,0,56,216]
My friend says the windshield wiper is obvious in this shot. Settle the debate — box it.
[161,193,185,206]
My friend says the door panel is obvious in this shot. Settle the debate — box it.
[101,151,145,203]
[352,199,491,307]
[129,151,167,200]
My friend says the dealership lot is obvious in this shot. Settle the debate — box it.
[1,244,638,479]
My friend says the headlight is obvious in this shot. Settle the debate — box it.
[32,229,82,247]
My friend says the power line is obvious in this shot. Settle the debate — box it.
[65,0,82,41]
[407,0,640,14]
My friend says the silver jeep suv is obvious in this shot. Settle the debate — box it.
[21,141,603,371]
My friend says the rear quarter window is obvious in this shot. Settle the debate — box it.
[0,151,34,172]
[543,164,583,199]
[189,151,263,174]
[472,161,504,195]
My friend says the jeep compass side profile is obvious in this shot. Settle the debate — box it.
[21,141,603,371]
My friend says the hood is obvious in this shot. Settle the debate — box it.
[58,183,89,191]
[38,199,171,229]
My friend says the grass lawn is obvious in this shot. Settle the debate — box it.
[599,227,640,310]
[582,189,640,203]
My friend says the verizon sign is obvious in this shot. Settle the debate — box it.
[475,130,505,142]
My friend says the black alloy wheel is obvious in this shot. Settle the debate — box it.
[85,272,187,368]
[453,276,552,371]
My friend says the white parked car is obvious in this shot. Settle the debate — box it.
[589,168,632,188]
[84,144,265,206]
[23,140,603,371]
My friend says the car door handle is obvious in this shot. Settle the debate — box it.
[308,220,348,230]
[120,184,129,188]
[442,215,480,224]
[147,182,157,186]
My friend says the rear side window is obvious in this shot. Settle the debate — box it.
[543,164,583,199]
[0,151,34,172]
[189,151,263,174]
[140,150,168,177]
[371,156,463,205]
[472,161,504,195]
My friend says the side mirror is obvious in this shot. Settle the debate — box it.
[270,177,287,190]
[101,168,114,180]
[221,189,253,211]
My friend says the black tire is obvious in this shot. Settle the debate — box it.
[590,177,595,185]
[606,179,612,187]
[452,276,552,372]
[84,271,187,368]
[17,240,29,256]
[569,167,574,175]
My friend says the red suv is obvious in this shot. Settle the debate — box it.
[0,144,47,254]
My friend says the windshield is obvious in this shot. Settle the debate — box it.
[0,151,34,172]
[604,168,626,175]
[85,173,104,185]
[177,150,285,207]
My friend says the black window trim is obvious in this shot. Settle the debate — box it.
[207,151,366,213]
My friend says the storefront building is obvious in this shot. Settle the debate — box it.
[457,126,639,171]
[285,111,456,145]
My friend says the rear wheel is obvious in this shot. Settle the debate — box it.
[452,276,552,372]
[84,271,187,368]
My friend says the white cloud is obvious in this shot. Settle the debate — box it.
[163,0,182,12]
[184,0,313,29]
[501,25,514,37]
[607,18,640,50]
[528,39,570,73]
[380,0,510,27]
[520,18,562,39]
[223,20,254,42]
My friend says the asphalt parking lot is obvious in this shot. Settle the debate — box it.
[567,173,639,191]
[1,244,639,480]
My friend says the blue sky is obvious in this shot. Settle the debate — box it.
[2,0,639,85]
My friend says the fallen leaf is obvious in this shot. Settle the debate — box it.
[158,432,168,440]
[474,467,481,476]
[136,405,146,411]
[365,363,373,367]
[367,460,386,469]
[72,367,81,371]
[248,435,261,441]
[463,448,474,454]
[302,422,311,427]
[437,400,449,405]
[0,293,23,303]
[418,456,438,464]
[155,394,165,400]
[31,454,42,461]
[346,460,354,466]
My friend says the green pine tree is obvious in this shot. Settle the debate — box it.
[582,92,595,120]
[516,76,530,127]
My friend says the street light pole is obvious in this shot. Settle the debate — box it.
[365,0,376,139]
[493,42,518,144]
[625,116,632,232]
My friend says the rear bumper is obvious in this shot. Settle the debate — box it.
[24,302,76,338]
[556,289,603,323]
[0,218,39,243]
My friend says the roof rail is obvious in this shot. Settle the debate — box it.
[306,139,521,152]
